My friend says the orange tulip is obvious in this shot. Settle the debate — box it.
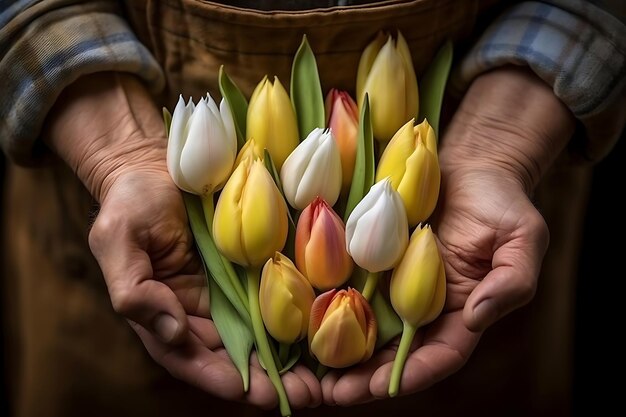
[325,89,359,190]
[308,288,377,368]
[295,197,353,290]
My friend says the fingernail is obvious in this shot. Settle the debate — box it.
[472,299,497,330]
[153,314,180,343]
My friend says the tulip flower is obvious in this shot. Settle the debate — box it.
[376,118,440,226]
[308,288,377,368]
[247,75,300,169]
[259,252,316,344]
[345,178,408,273]
[388,223,446,397]
[356,31,418,142]
[166,94,237,195]
[280,128,342,210]
[295,197,353,290]
[325,89,358,190]
[213,158,288,267]
[234,137,263,168]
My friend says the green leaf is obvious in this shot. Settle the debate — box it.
[207,267,253,392]
[278,343,301,375]
[344,94,374,221]
[162,107,172,135]
[290,34,325,139]
[417,40,453,138]
[219,65,248,149]
[183,192,251,325]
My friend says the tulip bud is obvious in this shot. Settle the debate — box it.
[390,224,446,328]
[308,288,377,368]
[376,118,440,226]
[295,197,353,290]
[356,31,418,142]
[167,94,237,195]
[234,137,263,168]
[213,158,288,267]
[260,252,316,344]
[280,128,342,210]
[325,89,359,190]
[345,178,409,272]
[247,76,300,169]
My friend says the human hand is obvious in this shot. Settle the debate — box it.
[43,72,322,409]
[321,66,575,405]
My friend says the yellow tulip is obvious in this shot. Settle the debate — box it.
[234,137,264,168]
[356,31,418,142]
[390,224,446,328]
[295,197,353,290]
[308,288,377,368]
[325,89,359,190]
[247,76,300,169]
[213,158,288,267]
[376,118,440,226]
[259,252,316,344]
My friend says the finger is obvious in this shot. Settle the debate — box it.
[89,219,188,344]
[328,333,422,406]
[369,311,481,398]
[291,364,323,408]
[163,274,211,318]
[464,209,549,332]
[282,371,312,410]
[131,322,247,401]
[187,316,222,349]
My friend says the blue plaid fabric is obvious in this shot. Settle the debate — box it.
[1,0,624,164]
[0,0,164,164]
[451,0,626,160]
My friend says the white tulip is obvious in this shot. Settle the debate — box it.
[345,178,409,272]
[166,94,237,195]
[280,128,342,210]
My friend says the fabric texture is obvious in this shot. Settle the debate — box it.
[451,0,626,161]
[0,0,164,164]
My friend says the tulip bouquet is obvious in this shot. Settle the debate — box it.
[164,32,453,416]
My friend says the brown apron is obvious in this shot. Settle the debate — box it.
[2,1,584,416]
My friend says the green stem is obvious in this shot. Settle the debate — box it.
[246,268,291,417]
[361,271,380,301]
[200,193,215,231]
[388,321,417,397]
[201,193,249,311]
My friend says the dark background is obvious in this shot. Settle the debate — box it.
[0,136,624,415]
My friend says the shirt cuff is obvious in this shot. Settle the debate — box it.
[0,1,165,165]
[450,1,626,162]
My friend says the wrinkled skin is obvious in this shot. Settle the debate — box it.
[43,66,573,410]
[321,66,574,405]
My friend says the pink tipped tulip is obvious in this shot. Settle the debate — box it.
[308,288,377,368]
[325,89,359,190]
[295,197,353,291]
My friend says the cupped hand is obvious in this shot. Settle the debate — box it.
[44,72,322,410]
[321,66,573,406]
[88,166,322,410]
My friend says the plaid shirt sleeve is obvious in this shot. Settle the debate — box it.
[451,0,626,162]
[0,0,164,165]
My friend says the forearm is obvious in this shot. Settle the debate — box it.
[0,0,164,165]
[42,72,167,203]
[441,66,576,194]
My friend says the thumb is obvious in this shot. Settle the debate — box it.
[463,211,549,332]
[89,216,188,344]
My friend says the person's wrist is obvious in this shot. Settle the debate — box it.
[440,66,576,194]
[43,72,168,202]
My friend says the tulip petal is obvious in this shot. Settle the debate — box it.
[356,32,387,107]
[166,95,194,193]
[308,289,337,340]
[219,98,237,156]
